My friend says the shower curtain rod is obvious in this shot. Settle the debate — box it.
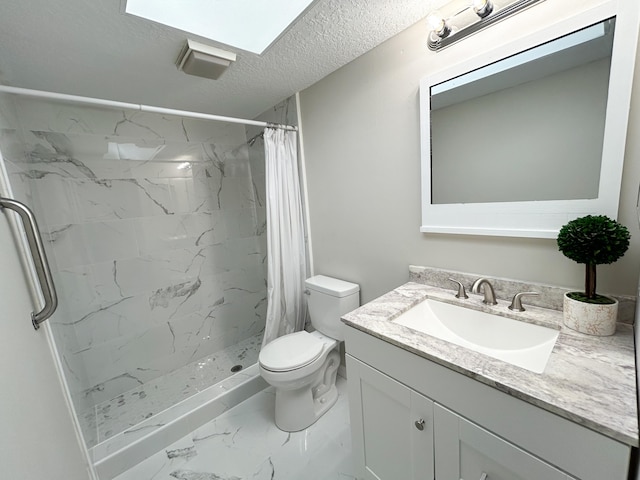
[0,85,298,132]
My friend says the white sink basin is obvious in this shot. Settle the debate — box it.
[393,299,559,373]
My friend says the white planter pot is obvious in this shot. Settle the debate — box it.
[563,292,618,336]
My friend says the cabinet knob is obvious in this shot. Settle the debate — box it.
[414,418,425,431]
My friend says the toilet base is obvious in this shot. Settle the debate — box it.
[274,351,340,432]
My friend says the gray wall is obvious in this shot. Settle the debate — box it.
[299,0,640,304]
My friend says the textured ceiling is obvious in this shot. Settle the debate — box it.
[0,0,446,119]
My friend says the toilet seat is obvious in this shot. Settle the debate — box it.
[259,331,324,372]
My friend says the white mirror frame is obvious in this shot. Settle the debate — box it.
[420,1,639,238]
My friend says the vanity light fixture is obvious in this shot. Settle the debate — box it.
[427,0,545,51]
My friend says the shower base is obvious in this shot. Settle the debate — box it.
[88,333,267,479]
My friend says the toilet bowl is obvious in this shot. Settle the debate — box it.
[259,275,360,432]
[259,330,341,432]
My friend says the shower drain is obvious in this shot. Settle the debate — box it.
[230,364,243,373]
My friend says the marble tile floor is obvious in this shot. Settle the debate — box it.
[89,333,263,445]
[112,376,356,480]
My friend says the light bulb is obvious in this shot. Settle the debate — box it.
[472,0,493,18]
[427,12,450,38]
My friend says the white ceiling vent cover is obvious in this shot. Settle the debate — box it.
[176,40,236,80]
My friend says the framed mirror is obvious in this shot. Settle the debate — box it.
[419,2,639,238]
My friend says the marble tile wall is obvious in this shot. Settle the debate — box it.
[0,95,33,208]
[0,94,100,448]
[0,95,275,448]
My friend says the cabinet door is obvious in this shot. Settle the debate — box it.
[434,404,571,480]
[346,355,434,480]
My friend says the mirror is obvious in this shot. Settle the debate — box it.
[420,3,638,238]
[431,20,613,205]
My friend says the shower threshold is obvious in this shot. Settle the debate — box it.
[89,333,267,479]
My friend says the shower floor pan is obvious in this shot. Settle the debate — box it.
[90,333,267,479]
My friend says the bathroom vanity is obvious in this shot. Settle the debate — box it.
[342,280,638,480]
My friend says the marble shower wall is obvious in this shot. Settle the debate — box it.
[0,95,34,209]
[0,94,96,448]
[1,97,270,445]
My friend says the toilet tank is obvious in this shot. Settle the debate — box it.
[305,275,360,341]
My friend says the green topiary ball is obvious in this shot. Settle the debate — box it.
[557,215,630,265]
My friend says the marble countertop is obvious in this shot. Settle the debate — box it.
[342,281,639,447]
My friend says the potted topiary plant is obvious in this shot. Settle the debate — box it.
[557,215,630,336]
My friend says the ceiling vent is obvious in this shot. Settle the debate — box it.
[176,40,236,80]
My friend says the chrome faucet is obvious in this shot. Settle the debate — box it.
[448,278,468,299]
[508,291,539,312]
[471,278,498,305]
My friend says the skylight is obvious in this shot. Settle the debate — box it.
[124,0,317,55]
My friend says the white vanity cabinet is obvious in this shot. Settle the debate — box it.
[347,356,434,480]
[345,326,631,480]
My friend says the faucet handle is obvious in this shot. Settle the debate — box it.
[448,278,468,299]
[508,292,539,312]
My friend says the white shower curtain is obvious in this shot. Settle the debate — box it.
[262,127,307,346]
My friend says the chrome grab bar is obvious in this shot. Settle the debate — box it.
[0,197,58,329]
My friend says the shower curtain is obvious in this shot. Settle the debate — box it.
[263,127,306,346]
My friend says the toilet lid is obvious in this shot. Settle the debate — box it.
[259,331,324,372]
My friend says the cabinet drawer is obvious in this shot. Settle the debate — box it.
[434,404,571,480]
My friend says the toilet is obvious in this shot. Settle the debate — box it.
[259,275,360,432]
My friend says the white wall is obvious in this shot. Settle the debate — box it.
[299,0,640,304]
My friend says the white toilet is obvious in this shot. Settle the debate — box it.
[259,275,360,432]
